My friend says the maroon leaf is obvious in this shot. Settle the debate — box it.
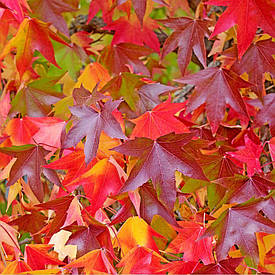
[66,222,113,258]
[113,133,207,209]
[232,39,275,99]
[137,82,177,114]
[160,17,210,75]
[195,257,243,274]
[29,0,76,36]
[176,67,253,133]
[64,100,126,164]
[249,93,275,136]
[37,195,74,235]
[139,182,177,225]
[203,199,275,264]
[0,144,61,202]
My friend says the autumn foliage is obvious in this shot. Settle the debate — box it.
[0,0,275,274]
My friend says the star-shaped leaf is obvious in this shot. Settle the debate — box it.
[195,257,243,274]
[113,133,207,209]
[104,13,160,52]
[249,93,275,136]
[29,0,76,36]
[167,221,215,264]
[206,0,275,58]
[9,83,64,117]
[100,43,153,76]
[131,97,189,139]
[203,200,275,264]
[160,17,210,75]
[0,18,69,78]
[176,67,253,133]
[64,100,126,164]
[228,135,263,176]
[232,39,275,99]
[0,144,61,202]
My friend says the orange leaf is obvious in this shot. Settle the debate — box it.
[117,246,168,274]
[64,249,116,274]
[0,18,69,78]
[1,260,31,274]
[115,216,165,255]
[75,62,110,91]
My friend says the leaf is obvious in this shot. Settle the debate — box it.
[0,144,61,202]
[176,67,252,133]
[114,216,164,255]
[75,62,111,92]
[36,195,74,234]
[203,200,275,264]
[195,257,243,274]
[113,133,207,209]
[166,221,215,264]
[101,72,143,111]
[104,13,160,52]
[64,100,126,164]
[116,246,168,274]
[63,196,84,227]
[130,0,167,25]
[232,39,275,99]
[249,93,275,136]
[100,43,153,76]
[64,249,116,274]
[9,80,64,118]
[136,82,177,114]
[215,174,275,220]
[66,223,113,258]
[29,0,76,36]
[9,211,46,235]
[43,148,95,190]
[206,0,275,58]
[139,182,177,226]
[1,260,32,274]
[158,260,202,274]
[131,97,189,139]
[228,135,263,176]
[5,117,40,146]
[160,17,210,75]
[0,220,20,254]
[69,158,124,215]
[49,230,77,261]
[256,232,275,273]
[0,18,69,78]
[25,244,65,270]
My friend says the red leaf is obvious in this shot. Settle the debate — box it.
[206,0,275,58]
[228,135,263,176]
[195,257,243,274]
[104,13,160,52]
[131,97,189,139]
[167,221,215,264]
[25,244,65,270]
